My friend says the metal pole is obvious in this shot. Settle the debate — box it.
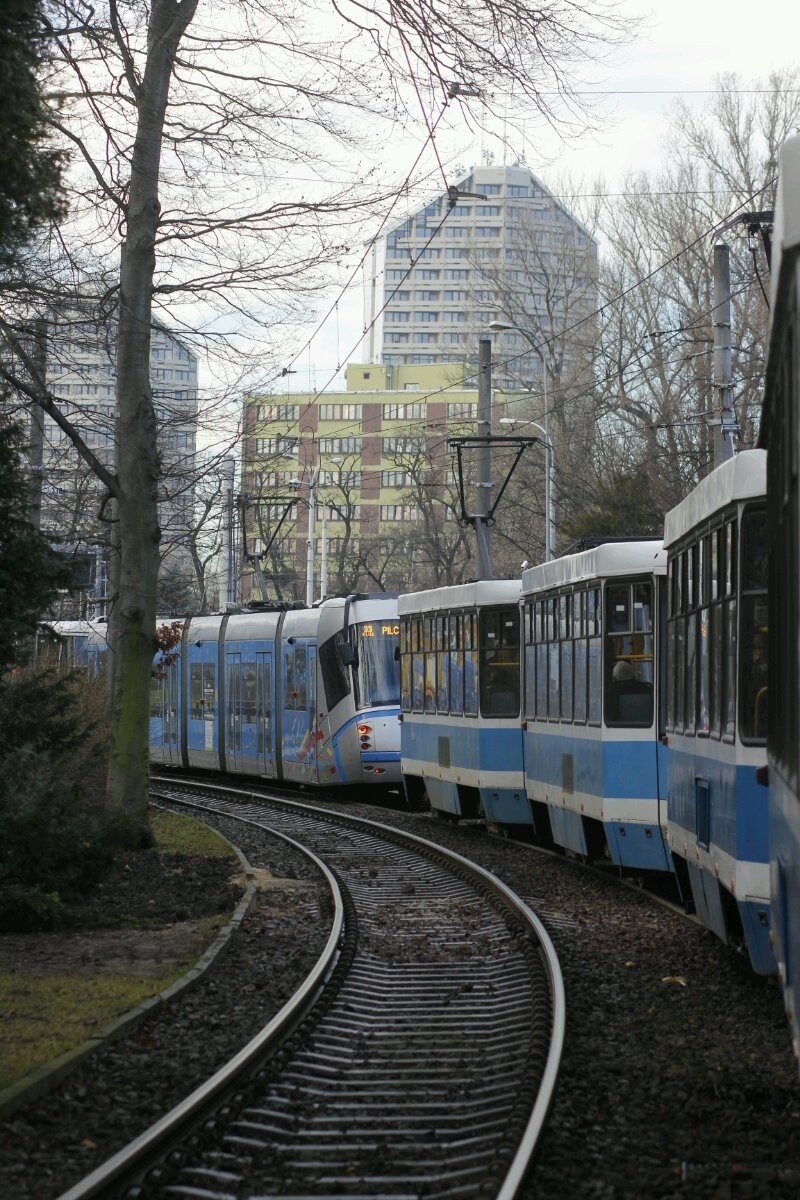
[712,241,736,465]
[305,469,317,606]
[320,500,328,600]
[219,456,236,610]
[541,360,553,562]
[475,337,494,580]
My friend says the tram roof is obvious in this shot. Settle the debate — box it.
[770,133,800,315]
[663,449,766,548]
[522,541,665,595]
[398,578,521,615]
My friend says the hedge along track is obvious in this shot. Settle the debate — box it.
[58,777,565,1200]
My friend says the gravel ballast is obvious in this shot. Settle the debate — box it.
[1,796,799,1199]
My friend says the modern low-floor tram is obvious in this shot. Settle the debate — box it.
[149,594,402,790]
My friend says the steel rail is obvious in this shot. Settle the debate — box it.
[59,777,565,1199]
[54,808,345,1200]
[152,777,566,1198]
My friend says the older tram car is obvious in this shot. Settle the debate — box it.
[520,542,671,871]
[761,133,800,1042]
[662,450,773,973]
[398,581,527,824]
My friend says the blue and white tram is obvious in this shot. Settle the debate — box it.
[149,594,402,789]
[761,133,800,1043]
[662,450,773,973]
[36,619,110,669]
[520,542,671,871]
[398,581,528,825]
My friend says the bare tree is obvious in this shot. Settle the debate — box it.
[2,0,632,836]
[558,71,800,535]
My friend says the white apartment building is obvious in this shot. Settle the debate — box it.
[370,164,598,389]
[38,313,198,614]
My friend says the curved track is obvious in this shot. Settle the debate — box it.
[59,778,565,1200]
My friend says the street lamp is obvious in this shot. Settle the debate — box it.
[488,319,556,561]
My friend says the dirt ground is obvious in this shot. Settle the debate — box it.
[0,847,244,979]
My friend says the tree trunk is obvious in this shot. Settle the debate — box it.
[105,0,198,841]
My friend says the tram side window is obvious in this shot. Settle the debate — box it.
[423,615,436,712]
[449,613,465,715]
[480,607,520,717]
[524,603,536,718]
[604,581,654,727]
[436,614,449,712]
[190,661,215,720]
[400,620,412,712]
[739,504,768,741]
[320,633,351,711]
[464,612,479,715]
[412,617,424,712]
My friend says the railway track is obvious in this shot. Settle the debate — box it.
[58,777,565,1200]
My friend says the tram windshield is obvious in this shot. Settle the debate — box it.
[354,620,401,708]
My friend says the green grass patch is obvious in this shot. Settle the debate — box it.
[150,808,238,859]
[0,968,188,1091]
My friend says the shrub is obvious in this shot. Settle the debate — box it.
[0,666,115,928]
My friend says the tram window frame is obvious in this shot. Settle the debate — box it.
[411,616,424,712]
[399,619,412,712]
[604,579,655,728]
[738,502,768,744]
[464,610,479,716]
[479,606,520,718]
[436,614,450,712]
[449,612,465,716]
[423,615,436,712]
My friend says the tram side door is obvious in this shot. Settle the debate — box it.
[307,645,318,783]
[256,650,275,777]
[226,650,242,773]
[164,658,180,764]
[656,574,669,828]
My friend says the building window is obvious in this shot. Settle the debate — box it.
[319,436,362,454]
[443,311,467,323]
[413,333,437,344]
[380,469,412,487]
[257,403,299,421]
[414,311,438,323]
[415,290,440,300]
[383,403,424,420]
[379,504,419,521]
[255,436,297,455]
[382,436,425,454]
[319,403,360,420]
[447,402,477,419]
[385,310,410,323]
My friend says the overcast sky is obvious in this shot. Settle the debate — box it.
[252,0,799,399]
